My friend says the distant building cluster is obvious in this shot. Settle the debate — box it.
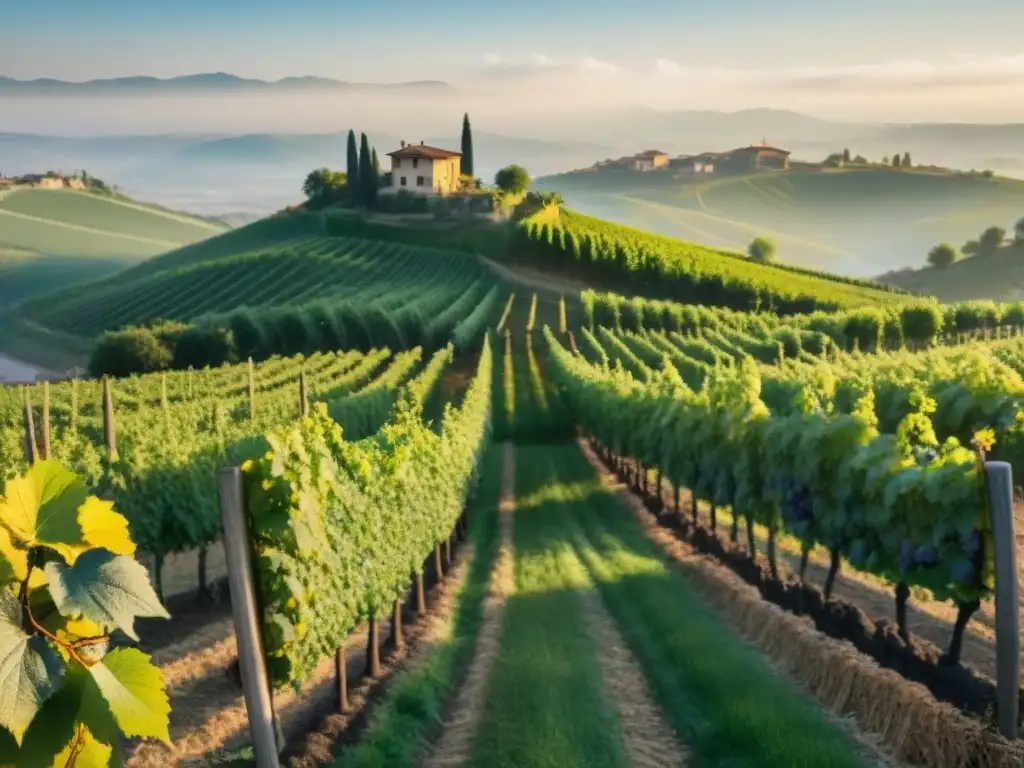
[595,141,791,176]
[0,172,86,189]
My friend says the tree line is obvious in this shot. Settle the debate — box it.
[926,217,1024,269]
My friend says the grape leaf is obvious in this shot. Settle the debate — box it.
[0,526,27,585]
[84,648,170,745]
[0,592,63,743]
[44,549,169,642]
[0,461,87,554]
[75,497,135,564]
[52,723,115,768]
[14,675,82,767]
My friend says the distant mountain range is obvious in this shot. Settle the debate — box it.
[0,73,453,94]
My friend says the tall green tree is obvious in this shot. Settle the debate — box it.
[346,129,360,206]
[747,236,777,263]
[359,133,376,208]
[978,225,1007,256]
[926,243,958,269]
[461,113,475,177]
[494,164,530,195]
[892,153,901,167]
[372,147,381,183]
[902,151,912,167]
[842,148,851,163]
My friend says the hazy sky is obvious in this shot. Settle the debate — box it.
[4,0,1024,121]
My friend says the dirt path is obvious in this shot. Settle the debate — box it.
[576,588,688,768]
[421,441,516,768]
[477,254,588,298]
[576,439,904,768]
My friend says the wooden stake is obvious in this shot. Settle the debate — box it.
[23,390,38,464]
[40,382,51,460]
[366,617,381,678]
[391,599,404,652]
[248,358,256,422]
[299,371,308,418]
[102,375,118,462]
[415,570,426,617]
[335,644,349,712]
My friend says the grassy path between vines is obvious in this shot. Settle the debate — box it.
[470,443,879,768]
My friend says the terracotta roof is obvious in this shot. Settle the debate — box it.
[387,143,461,160]
[731,144,791,155]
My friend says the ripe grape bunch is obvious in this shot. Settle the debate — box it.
[781,482,814,534]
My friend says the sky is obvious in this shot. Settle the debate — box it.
[3,0,1024,121]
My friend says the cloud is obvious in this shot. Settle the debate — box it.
[651,53,1024,92]
[479,53,619,79]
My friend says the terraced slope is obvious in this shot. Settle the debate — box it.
[0,187,229,305]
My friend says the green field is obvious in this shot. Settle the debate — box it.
[534,167,1024,277]
[0,187,229,307]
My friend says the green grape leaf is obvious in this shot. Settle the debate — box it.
[52,723,116,768]
[83,648,170,745]
[0,526,27,585]
[0,461,87,554]
[44,549,169,642]
[14,674,83,768]
[0,592,64,743]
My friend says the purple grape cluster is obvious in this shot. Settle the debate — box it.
[782,484,813,530]
[898,538,937,572]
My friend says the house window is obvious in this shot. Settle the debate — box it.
[400,176,407,186]
[394,158,401,168]
[417,176,425,186]
[413,158,419,169]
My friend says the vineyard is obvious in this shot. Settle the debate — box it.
[5,204,1024,767]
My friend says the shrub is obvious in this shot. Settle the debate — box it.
[89,326,173,376]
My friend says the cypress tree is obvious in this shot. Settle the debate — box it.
[359,133,375,208]
[461,113,474,178]
[902,151,912,168]
[346,129,360,206]
[371,147,381,206]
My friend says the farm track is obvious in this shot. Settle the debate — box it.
[421,442,516,768]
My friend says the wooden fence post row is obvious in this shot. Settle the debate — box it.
[984,461,1020,739]
[218,467,282,768]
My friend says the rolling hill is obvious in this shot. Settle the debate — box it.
[0,186,230,307]
[880,243,1024,303]
[534,166,1024,278]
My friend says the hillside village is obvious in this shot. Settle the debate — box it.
[581,142,967,177]
[0,170,112,191]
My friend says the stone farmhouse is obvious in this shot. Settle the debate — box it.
[0,173,86,189]
[630,150,670,172]
[383,141,462,196]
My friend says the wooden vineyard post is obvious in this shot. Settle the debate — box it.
[391,599,404,652]
[102,375,118,462]
[248,358,256,422]
[23,389,38,464]
[984,461,1020,739]
[298,371,308,419]
[40,381,51,460]
[367,616,381,678]
[336,644,350,712]
[70,378,78,431]
[434,542,444,581]
[415,570,426,617]
[218,467,281,768]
